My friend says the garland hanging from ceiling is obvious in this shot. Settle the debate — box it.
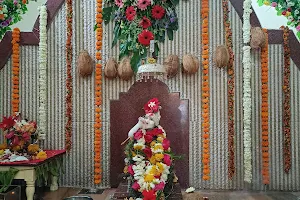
[282,26,291,173]
[222,0,235,179]
[101,0,179,72]
[201,0,210,181]
[94,0,103,185]
[243,0,253,183]
[65,0,73,152]
[11,27,20,115]
[261,28,269,184]
[257,0,300,39]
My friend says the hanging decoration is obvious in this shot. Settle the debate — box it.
[38,5,47,139]
[101,0,180,72]
[0,0,29,40]
[261,28,269,184]
[65,0,73,152]
[243,0,253,183]
[282,26,291,173]
[222,0,235,179]
[257,0,300,39]
[201,0,210,181]
[94,0,103,185]
[11,27,20,115]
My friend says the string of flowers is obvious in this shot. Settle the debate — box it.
[222,0,235,179]
[261,28,269,184]
[282,26,291,173]
[243,0,253,183]
[65,0,73,152]
[38,5,47,139]
[11,27,20,115]
[94,0,103,185]
[201,0,210,181]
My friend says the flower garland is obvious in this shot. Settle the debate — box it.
[257,0,300,39]
[201,0,210,181]
[0,0,29,40]
[222,0,235,179]
[282,26,291,173]
[65,0,73,152]
[38,5,47,139]
[11,27,20,115]
[94,0,103,185]
[261,29,269,184]
[243,0,253,183]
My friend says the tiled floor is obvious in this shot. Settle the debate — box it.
[42,188,300,200]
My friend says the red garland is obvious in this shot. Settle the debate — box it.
[222,0,235,179]
[282,26,291,173]
[65,0,73,152]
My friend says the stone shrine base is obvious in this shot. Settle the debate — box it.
[112,181,183,199]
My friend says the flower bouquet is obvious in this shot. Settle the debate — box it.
[102,0,180,72]
[0,113,47,162]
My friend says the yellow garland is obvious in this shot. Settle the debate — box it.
[201,0,210,181]
[94,0,103,184]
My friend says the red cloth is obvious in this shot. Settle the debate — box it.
[0,150,66,166]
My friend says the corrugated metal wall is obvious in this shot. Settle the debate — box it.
[0,0,300,190]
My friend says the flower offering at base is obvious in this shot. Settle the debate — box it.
[0,113,47,162]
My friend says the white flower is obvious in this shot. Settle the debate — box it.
[133,155,145,163]
[185,187,195,193]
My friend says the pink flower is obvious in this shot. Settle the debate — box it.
[132,181,140,191]
[134,130,143,140]
[126,6,136,21]
[163,154,172,166]
[296,25,300,31]
[154,182,165,191]
[137,0,151,10]
[143,147,152,158]
[22,132,30,142]
[128,165,134,175]
[5,131,15,139]
[12,136,20,146]
[162,139,170,150]
[271,2,277,7]
[114,0,123,8]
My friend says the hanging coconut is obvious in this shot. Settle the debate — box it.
[250,27,266,49]
[163,55,180,78]
[182,54,199,74]
[77,50,93,77]
[104,57,118,79]
[118,56,133,81]
[214,45,229,68]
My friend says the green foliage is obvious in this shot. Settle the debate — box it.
[0,167,19,192]
[0,0,29,40]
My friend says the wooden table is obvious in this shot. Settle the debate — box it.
[0,150,66,200]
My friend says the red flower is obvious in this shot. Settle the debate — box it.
[139,16,152,29]
[144,133,153,143]
[162,139,170,150]
[12,136,20,146]
[22,132,30,142]
[142,190,156,200]
[163,154,172,166]
[143,98,160,113]
[138,30,154,46]
[143,147,152,158]
[128,165,134,175]
[132,181,140,191]
[151,5,165,19]
[134,129,143,140]
[5,131,15,139]
[0,116,15,130]
[126,6,136,21]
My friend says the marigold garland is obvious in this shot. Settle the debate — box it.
[11,28,20,114]
[65,0,73,152]
[94,0,103,184]
[222,0,235,179]
[261,29,269,184]
[201,0,210,181]
[282,26,291,173]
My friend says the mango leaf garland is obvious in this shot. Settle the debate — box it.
[102,0,179,72]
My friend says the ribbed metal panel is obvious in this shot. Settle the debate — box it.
[0,0,300,191]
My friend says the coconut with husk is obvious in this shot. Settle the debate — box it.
[214,45,229,68]
[104,57,118,79]
[250,27,266,49]
[182,54,199,74]
[118,56,134,81]
[163,55,180,78]
[77,50,93,77]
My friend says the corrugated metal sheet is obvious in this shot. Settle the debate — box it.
[0,0,299,190]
